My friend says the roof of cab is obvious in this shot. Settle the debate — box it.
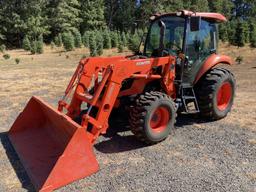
[152,10,227,23]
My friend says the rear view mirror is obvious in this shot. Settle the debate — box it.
[190,16,201,31]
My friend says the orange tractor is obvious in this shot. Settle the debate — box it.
[9,10,235,191]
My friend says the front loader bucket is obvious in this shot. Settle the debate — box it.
[8,96,99,192]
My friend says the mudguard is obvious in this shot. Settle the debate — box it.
[194,54,233,84]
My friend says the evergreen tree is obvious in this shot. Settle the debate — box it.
[111,31,119,48]
[208,0,234,18]
[0,44,6,53]
[121,32,127,47]
[96,32,104,55]
[243,21,250,43]
[80,0,106,33]
[106,0,137,31]
[128,33,140,53]
[36,37,44,54]
[235,21,247,47]
[228,20,238,45]
[89,33,97,57]
[62,32,75,51]
[47,0,81,35]
[30,41,37,54]
[118,41,124,53]
[187,0,209,12]
[22,36,31,51]
[219,24,228,42]
[1,0,256,49]
[54,34,62,47]
[0,0,48,47]
[82,31,91,48]
[72,29,82,48]
[103,30,112,49]
[250,23,256,47]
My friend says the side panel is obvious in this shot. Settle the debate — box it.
[193,54,233,84]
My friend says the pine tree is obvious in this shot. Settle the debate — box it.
[54,34,62,47]
[103,30,112,49]
[22,36,31,51]
[0,0,48,47]
[80,0,106,33]
[121,32,127,47]
[235,21,247,47]
[36,41,44,54]
[96,32,104,56]
[128,33,140,53]
[82,31,91,48]
[219,24,228,42]
[250,23,256,47]
[118,41,124,53]
[243,21,250,43]
[228,20,238,45]
[106,0,137,31]
[62,32,75,51]
[111,31,118,48]
[89,33,97,57]
[0,44,6,53]
[36,35,44,54]
[72,29,82,48]
[208,0,234,19]
[30,41,37,54]
[47,0,81,35]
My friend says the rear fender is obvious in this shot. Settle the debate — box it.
[194,54,233,84]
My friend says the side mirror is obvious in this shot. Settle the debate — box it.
[190,16,201,31]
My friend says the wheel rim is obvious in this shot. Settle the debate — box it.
[150,106,170,133]
[217,82,232,111]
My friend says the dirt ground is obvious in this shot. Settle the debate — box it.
[0,44,255,192]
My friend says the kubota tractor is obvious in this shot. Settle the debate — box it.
[8,10,235,191]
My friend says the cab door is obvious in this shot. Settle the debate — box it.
[183,19,218,84]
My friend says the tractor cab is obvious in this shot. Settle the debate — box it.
[143,10,225,85]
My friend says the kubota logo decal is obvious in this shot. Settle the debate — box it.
[136,60,151,66]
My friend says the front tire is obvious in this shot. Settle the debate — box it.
[195,67,236,120]
[129,91,176,144]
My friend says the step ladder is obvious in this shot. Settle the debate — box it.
[181,85,200,114]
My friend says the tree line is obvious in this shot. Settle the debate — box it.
[0,0,256,55]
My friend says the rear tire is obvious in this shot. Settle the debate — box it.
[129,91,176,144]
[195,67,236,120]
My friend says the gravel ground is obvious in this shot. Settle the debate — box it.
[0,46,255,192]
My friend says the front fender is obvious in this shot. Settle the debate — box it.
[194,54,233,84]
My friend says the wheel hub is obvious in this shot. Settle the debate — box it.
[217,82,232,111]
[150,107,170,133]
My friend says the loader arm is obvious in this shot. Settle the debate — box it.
[58,56,176,144]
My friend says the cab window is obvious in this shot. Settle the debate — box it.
[144,16,185,57]
[186,19,217,64]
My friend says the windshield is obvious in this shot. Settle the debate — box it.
[144,16,185,57]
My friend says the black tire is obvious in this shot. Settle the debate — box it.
[129,91,176,144]
[195,67,236,120]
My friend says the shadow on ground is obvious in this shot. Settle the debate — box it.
[0,132,35,192]
[175,113,211,127]
[95,113,212,154]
